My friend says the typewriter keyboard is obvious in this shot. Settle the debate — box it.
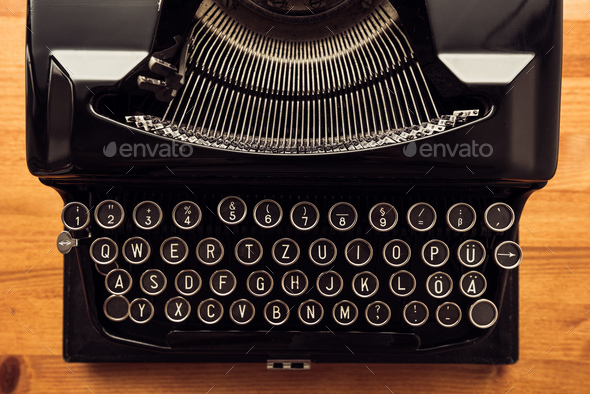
[59,186,522,350]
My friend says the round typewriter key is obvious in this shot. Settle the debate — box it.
[282,270,308,297]
[272,238,300,266]
[352,271,379,298]
[95,200,125,229]
[328,202,357,231]
[235,238,263,265]
[365,301,391,327]
[446,203,476,232]
[290,201,319,231]
[196,237,224,265]
[61,202,90,231]
[317,271,344,297]
[140,269,167,296]
[105,269,132,295]
[95,261,118,276]
[175,269,202,296]
[457,239,486,268]
[172,201,202,230]
[494,241,523,269]
[426,272,453,298]
[230,299,255,325]
[369,203,398,232]
[332,300,358,326]
[90,237,118,265]
[103,295,129,322]
[122,237,151,265]
[129,298,154,324]
[383,239,411,267]
[484,202,515,232]
[344,239,373,267]
[421,239,449,268]
[160,236,188,265]
[217,196,247,225]
[133,201,163,230]
[469,299,498,329]
[407,202,436,232]
[403,301,429,327]
[389,270,416,297]
[247,270,274,297]
[264,300,290,325]
[253,199,283,229]
[165,296,191,323]
[198,298,224,324]
[436,302,462,328]
[210,269,237,296]
[309,238,337,266]
[460,271,487,298]
[298,300,324,325]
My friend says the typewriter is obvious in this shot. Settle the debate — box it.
[26,0,561,364]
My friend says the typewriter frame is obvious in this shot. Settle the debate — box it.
[26,0,561,364]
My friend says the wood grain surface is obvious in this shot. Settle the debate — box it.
[1,1,589,393]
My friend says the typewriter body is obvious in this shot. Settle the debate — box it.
[26,0,561,364]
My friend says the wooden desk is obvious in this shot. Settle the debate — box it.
[1,1,589,392]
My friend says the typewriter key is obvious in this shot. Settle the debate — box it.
[436,302,462,328]
[129,298,154,324]
[382,239,411,267]
[282,270,308,297]
[198,299,224,324]
[95,200,124,229]
[247,270,274,297]
[426,272,453,298]
[290,201,319,231]
[264,300,290,325]
[235,238,263,265]
[196,237,224,265]
[90,237,118,265]
[133,201,163,230]
[172,201,202,230]
[218,196,247,225]
[229,299,255,325]
[460,271,487,298]
[165,296,191,323]
[105,269,132,295]
[369,203,398,232]
[494,241,522,269]
[160,237,188,265]
[484,203,515,232]
[345,239,373,267]
[317,271,344,297]
[103,295,129,322]
[298,300,324,325]
[328,202,357,231]
[210,269,237,296]
[332,300,358,326]
[122,237,151,265]
[469,299,498,329]
[61,202,90,231]
[403,301,429,327]
[457,240,486,268]
[140,269,167,296]
[421,239,449,267]
[175,270,202,296]
[272,238,300,266]
[446,203,476,232]
[254,199,283,229]
[352,272,379,298]
[389,270,416,297]
[407,203,436,232]
[365,301,391,327]
[309,238,337,266]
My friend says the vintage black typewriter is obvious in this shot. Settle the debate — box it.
[26,0,561,364]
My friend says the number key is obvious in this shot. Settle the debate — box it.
[290,202,319,231]
[133,201,162,230]
[61,202,90,231]
[172,201,202,230]
[95,200,124,229]
[218,196,247,225]
[328,202,357,231]
[253,199,283,229]
[369,203,398,232]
